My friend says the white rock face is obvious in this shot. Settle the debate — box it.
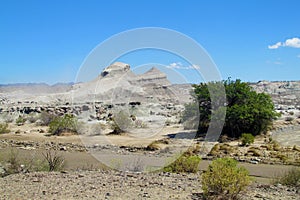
[101,62,130,77]
[0,62,193,128]
[69,62,182,104]
[131,67,171,86]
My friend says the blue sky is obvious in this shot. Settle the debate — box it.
[1,0,300,84]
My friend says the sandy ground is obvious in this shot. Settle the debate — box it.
[3,123,189,146]
[0,170,299,200]
[0,122,299,200]
[0,131,297,185]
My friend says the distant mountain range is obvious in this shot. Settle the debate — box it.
[0,82,73,94]
[0,63,299,109]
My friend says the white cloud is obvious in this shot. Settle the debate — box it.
[268,42,282,49]
[285,37,300,48]
[268,37,300,49]
[168,62,182,69]
[166,62,200,70]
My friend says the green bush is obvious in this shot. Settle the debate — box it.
[0,123,10,134]
[241,133,254,146]
[202,158,251,199]
[273,168,300,188]
[164,154,201,173]
[48,114,78,135]
[188,79,279,138]
[16,116,26,126]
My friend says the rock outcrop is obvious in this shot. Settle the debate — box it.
[100,62,130,77]
[131,67,171,86]
[1,62,300,127]
[0,62,190,127]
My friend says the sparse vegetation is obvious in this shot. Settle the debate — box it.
[269,140,281,151]
[110,118,123,134]
[273,168,300,188]
[16,115,26,126]
[209,144,221,156]
[202,157,251,199]
[208,143,237,157]
[0,123,10,134]
[0,148,58,176]
[110,111,132,134]
[0,113,15,123]
[38,111,57,126]
[76,122,102,136]
[247,147,262,157]
[42,150,65,171]
[220,144,236,155]
[241,133,255,146]
[146,141,161,151]
[6,149,20,174]
[164,154,201,173]
[27,113,39,123]
[276,153,288,163]
[163,146,201,173]
[48,114,78,135]
[146,139,170,151]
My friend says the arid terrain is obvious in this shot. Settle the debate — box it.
[1,63,300,199]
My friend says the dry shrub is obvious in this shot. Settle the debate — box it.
[0,123,10,134]
[273,168,300,188]
[202,158,251,199]
[38,111,57,126]
[146,141,161,151]
[110,111,132,134]
[163,146,201,173]
[42,150,65,171]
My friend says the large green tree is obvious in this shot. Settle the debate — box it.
[184,79,279,138]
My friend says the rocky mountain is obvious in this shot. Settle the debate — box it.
[0,62,188,105]
[250,80,300,109]
[0,63,191,127]
[0,83,73,94]
[0,62,299,122]
[70,62,185,104]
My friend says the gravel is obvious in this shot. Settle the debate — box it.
[0,170,298,200]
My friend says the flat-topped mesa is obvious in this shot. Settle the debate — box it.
[101,62,130,77]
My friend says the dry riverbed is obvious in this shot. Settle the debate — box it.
[0,123,299,199]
